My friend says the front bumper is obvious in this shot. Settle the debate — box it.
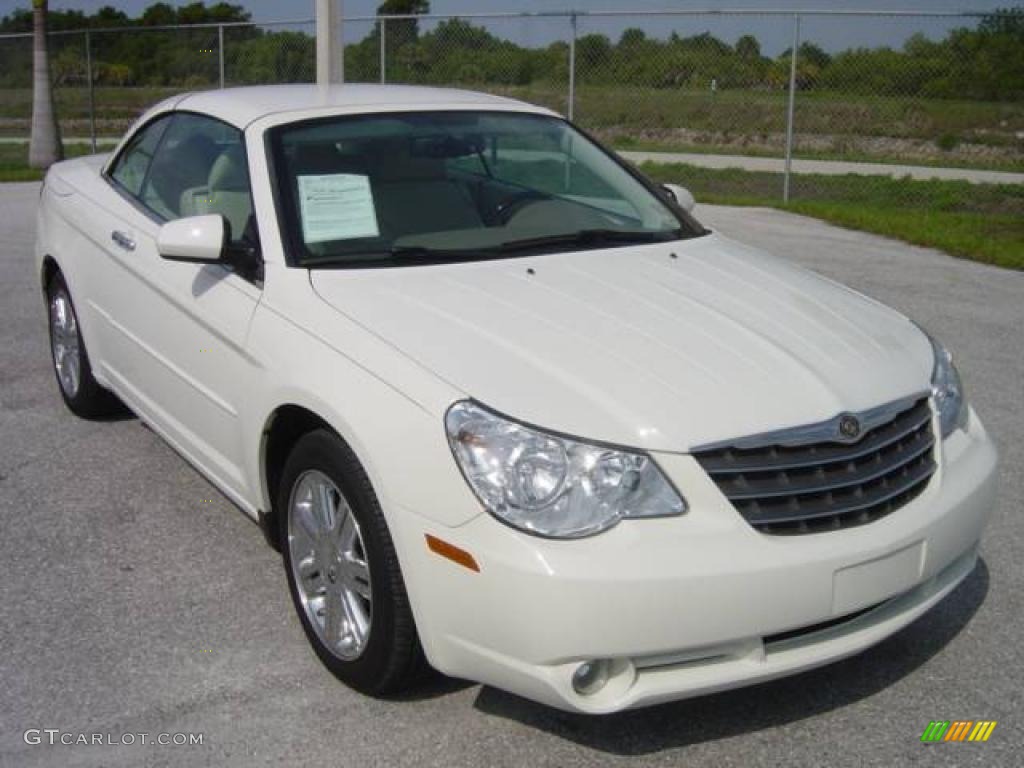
[392,407,998,713]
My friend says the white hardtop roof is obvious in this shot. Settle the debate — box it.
[167,84,557,129]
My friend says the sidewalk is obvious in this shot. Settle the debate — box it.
[620,150,1024,186]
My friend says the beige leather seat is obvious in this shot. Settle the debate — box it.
[179,146,253,241]
[369,143,482,239]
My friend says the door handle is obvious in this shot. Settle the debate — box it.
[111,231,136,252]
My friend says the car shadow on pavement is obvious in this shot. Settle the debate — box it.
[92,397,137,422]
[387,674,477,702]
[472,558,990,755]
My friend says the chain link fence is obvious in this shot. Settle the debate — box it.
[1,9,1021,213]
[570,12,800,201]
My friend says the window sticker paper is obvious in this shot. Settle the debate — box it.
[297,174,380,243]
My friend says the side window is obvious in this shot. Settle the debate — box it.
[109,115,171,197]
[140,113,255,245]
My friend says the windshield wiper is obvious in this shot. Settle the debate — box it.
[390,245,499,261]
[307,245,499,268]
[497,228,680,254]
[305,230,681,268]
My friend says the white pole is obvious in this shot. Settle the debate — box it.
[567,13,577,121]
[379,17,386,84]
[85,30,96,153]
[316,0,343,85]
[217,23,225,88]
[783,14,800,203]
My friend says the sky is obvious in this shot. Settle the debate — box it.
[0,1,1013,55]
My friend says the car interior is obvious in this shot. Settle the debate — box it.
[115,114,660,266]
[179,144,255,244]
[133,118,257,246]
[281,135,638,260]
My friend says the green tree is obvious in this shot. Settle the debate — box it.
[3,1,1023,101]
[175,2,249,24]
[979,6,1024,37]
[92,5,130,27]
[736,34,760,59]
[378,0,429,50]
[577,34,612,68]
[619,28,646,48]
[141,2,176,26]
[799,41,831,69]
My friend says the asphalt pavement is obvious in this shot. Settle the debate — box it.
[1,182,1021,767]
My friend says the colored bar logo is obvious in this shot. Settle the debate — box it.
[921,721,997,743]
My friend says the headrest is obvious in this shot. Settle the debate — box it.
[208,146,249,192]
[368,139,446,182]
[292,143,368,177]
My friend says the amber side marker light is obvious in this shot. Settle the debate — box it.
[425,534,480,572]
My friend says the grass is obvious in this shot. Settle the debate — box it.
[640,160,1024,270]
[560,86,1024,141]
[0,142,96,181]
[784,204,1024,270]
[0,85,182,123]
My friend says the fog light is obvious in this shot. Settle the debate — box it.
[572,659,611,696]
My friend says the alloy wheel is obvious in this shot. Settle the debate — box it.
[287,470,373,660]
[50,289,81,398]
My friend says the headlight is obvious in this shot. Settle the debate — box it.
[930,336,968,438]
[445,401,686,539]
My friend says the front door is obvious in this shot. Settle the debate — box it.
[97,111,263,504]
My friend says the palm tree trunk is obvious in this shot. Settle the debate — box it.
[28,0,63,169]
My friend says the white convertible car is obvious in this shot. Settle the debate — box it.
[36,85,997,713]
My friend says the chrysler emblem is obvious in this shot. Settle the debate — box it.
[838,414,861,440]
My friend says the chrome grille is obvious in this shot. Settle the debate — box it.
[694,397,936,535]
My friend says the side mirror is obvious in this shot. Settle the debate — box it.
[157,215,227,264]
[662,184,696,213]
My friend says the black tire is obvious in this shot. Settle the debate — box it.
[278,429,428,695]
[46,271,120,419]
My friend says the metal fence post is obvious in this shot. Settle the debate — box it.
[567,13,577,121]
[218,23,225,88]
[85,30,96,153]
[380,18,386,84]
[783,14,800,203]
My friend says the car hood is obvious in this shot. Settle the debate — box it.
[311,233,934,451]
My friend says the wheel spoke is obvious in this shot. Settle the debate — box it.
[337,505,357,550]
[293,498,321,542]
[65,352,80,392]
[341,555,371,601]
[342,590,369,646]
[323,588,343,647]
[314,482,337,533]
[291,508,316,552]
[296,552,319,583]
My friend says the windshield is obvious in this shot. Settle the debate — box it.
[269,111,705,267]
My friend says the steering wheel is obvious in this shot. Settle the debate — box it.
[495,190,547,225]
